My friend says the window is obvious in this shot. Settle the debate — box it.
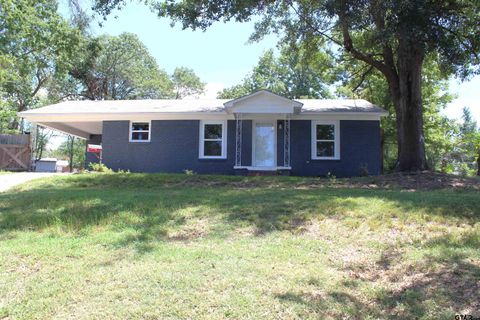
[311,120,340,159]
[199,120,227,158]
[130,121,150,142]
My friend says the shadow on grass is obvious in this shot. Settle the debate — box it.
[0,176,478,253]
[1,175,478,315]
[374,231,480,318]
[275,230,480,318]
[276,290,381,318]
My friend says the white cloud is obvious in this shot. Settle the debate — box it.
[444,75,480,123]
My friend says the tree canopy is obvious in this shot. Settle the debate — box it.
[218,44,337,99]
[92,0,480,172]
[0,0,83,131]
[69,32,173,100]
[171,67,205,99]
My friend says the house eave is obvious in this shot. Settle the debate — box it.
[19,111,387,123]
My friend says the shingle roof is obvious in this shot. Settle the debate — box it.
[20,98,386,115]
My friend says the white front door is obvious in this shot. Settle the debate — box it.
[254,122,276,167]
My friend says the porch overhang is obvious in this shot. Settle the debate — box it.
[224,90,303,115]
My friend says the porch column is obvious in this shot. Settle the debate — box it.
[283,114,291,167]
[31,123,38,164]
[234,113,242,167]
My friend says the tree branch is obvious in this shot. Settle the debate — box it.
[288,3,343,47]
[338,0,394,80]
[351,65,374,92]
[31,71,47,98]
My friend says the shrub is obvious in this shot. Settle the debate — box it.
[88,163,113,173]
[359,163,369,176]
[326,172,337,184]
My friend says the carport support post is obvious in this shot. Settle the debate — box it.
[283,114,290,167]
[30,123,37,171]
[235,113,242,167]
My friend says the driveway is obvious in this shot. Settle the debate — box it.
[0,172,59,192]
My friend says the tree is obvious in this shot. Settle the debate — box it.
[458,107,480,176]
[218,45,336,99]
[338,55,456,172]
[171,67,205,99]
[93,0,480,172]
[33,127,57,161]
[70,33,173,100]
[0,0,83,131]
[50,136,86,171]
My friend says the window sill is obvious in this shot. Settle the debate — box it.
[199,157,227,160]
[311,157,341,161]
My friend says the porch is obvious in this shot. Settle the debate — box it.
[225,91,302,174]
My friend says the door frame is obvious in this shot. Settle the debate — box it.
[252,119,277,168]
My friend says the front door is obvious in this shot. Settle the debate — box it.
[254,122,276,167]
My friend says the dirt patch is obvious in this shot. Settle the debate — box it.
[382,262,480,316]
[175,171,479,191]
[340,171,480,191]
[339,245,480,316]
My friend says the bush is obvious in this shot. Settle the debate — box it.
[359,163,369,176]
[88,163,113,173]
[326,172,337,184]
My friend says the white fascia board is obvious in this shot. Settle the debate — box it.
[20,112,234,122]
[20,111,386,123]
[292,113,385,120]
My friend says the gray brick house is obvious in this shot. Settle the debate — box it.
[20,90,387,177]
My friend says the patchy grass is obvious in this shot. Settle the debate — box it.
[0,173,479,319]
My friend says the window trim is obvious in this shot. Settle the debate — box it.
[311,120,340,160]
[199,120,227,159]
[129,121,151,143]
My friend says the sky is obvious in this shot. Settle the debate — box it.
[64,1,479,123]
[88,3,279,93]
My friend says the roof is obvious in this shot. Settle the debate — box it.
[20,97,386,115]
[297,99,386,113]
[20,99,229,115]
[18,91,387,139]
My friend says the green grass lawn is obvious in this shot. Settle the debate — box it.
[0,173,479,319]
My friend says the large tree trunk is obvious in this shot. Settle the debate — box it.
[338,5,428,172]
[387,40,427,172]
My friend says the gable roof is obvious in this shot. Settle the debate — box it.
[298,99,386,113]
[224,90,303,107]
[18,91,387,139]
[20,95,386,117]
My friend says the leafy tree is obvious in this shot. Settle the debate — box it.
[458,107,480,175]
[50,135,86,171]
[33,127,57,161]
[218,45,336,99]
[171,67,205,99]
[93,0,480,172]
[70,33,173,100]
[0,0,83,131]
[338,55,456,172]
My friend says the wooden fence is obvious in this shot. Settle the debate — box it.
[0,134,31,171]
